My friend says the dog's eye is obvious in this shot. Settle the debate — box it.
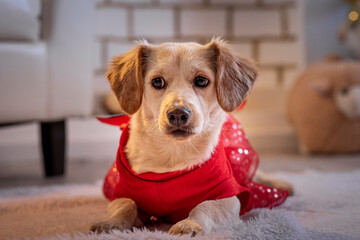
[152,77,166,90]
[194,76,209,88]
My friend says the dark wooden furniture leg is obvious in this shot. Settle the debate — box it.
[40,120,66,177]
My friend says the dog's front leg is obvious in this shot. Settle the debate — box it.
[169,196,240,236]
[90,198,142,233]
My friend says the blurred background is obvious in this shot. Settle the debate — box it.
[0,0,359,186]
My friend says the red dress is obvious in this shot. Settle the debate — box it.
[99,114,288,223]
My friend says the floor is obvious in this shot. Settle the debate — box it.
[0,118,359,190]
[1,153,360,190]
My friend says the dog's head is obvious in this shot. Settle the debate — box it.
[107,38,257,140]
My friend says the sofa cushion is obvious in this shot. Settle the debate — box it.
[0,42,47,123]
[0,0,41,41]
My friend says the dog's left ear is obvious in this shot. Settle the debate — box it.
[205,38,257,112]
[106,44,149,115]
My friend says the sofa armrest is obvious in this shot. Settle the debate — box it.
[46,0,95,120]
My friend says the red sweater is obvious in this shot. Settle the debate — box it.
[100,115,288,223]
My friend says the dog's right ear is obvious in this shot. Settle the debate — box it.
[107,44,149,115]
[205,38,257,112]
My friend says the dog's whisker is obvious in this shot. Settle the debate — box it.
[145,121,161,136]
[146,121,157,131]
[188,140,201,155]
[209,119,223,128]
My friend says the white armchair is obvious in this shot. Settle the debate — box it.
[0,0,95,176]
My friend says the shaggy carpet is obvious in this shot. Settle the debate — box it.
[0,170,359,240]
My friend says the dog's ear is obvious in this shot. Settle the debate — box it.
[107,44,149,115]
[205,38,257,112]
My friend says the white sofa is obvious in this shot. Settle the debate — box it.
[0,0,95,176]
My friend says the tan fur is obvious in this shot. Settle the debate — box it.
[169,196,241,236]
[90,198,142,233]
[91,39,263,235]
[207,38,257,112]
[107,38,257,173]
[107,44,149,114]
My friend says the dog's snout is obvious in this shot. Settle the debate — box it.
[167,107,191,127]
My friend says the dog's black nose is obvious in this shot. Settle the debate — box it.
[167,107,191,127]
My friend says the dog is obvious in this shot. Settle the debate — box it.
[90,38,293,236]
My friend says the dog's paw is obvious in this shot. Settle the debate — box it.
[169,219,204,237]
[89,220,130,234]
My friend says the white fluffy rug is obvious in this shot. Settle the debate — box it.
[1,170,359,240]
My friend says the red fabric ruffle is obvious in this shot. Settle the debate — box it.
[100,114,288,222]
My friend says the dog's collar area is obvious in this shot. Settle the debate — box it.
[97,115,130,130]
[117,124,223,182]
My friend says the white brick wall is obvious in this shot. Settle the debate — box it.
[180,9,226,36]
[94,0,301,115]
[283,68,299,89]
[245,87,287,111]
[259,41,299,65]
[107,42,136,60]
[159,0,202,4]
[287,8,299,36]
[233,10,281,37]
[94,41,102,70]
[263,0,293,4]
[134,9,175,38]
[255,69,278,89]
[231,42,253,59]
[96,8,127,37]
[211,0,255,4]
[112,0,152,3]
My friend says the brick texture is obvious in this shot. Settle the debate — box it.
[211,0,255,4]
[283,68,299,89]
[94,0,300,113]
[112,0,151,3]
[107,42,135,60]
[96,8,127,37]
[233,10,281,37]
[134,9,175,38]
[94,41,102,70]
[180,9,226,37]
[159,0,202,4]
[259,41,299,65]
[263,0,294,4]
[255,69,278,89]
[231,42,253,59]
[287,7,299,36]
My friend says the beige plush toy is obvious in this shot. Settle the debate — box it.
[287,61,360,153]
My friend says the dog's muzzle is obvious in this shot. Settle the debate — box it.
[167,107,191,127]
[166,107,194,138]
